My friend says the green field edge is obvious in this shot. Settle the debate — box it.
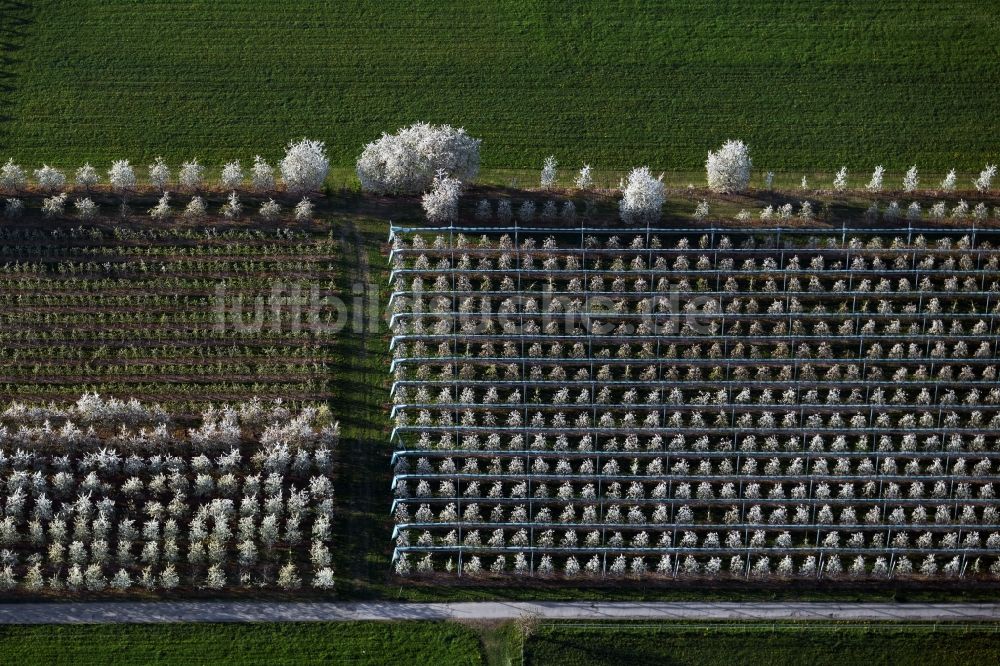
[3,620,1000,666]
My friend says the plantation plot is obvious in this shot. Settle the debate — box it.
[0,395,338,592]
[389,224,1000,581]
[0,222,343,412]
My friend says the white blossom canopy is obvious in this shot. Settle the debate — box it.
[706,139,752,193]
[356,122,480,195]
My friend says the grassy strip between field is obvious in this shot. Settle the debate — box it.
[524,622,1000,666]
[0,622,484,666]
[330,215,395,592]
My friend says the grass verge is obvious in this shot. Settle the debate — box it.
[0,622,483,665]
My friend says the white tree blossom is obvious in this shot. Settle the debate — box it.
[313,567,336,588]
[149,157,171,191]
[620,166,664,224]
[693,200,709,221]
[259,199,281,222]
[706,139,752,193]
[221,191,242,219]
[357,122,480,194]
[160,565,180,589]
[41,193,68,218]
[973,202,988,221]
[108,160,137,192]
[220,161,244,190]
[179,159,204,191]
[294,197,314,222]
[866,166,884,192]
[940,169,956,192]
[950,199,969,220]
[0,159,26,191]
[251,155,275,191]
[465,555,484,575]
[67,565,84,591]
[540,155,557,189]
[34,165,66,192]
[421,172,462,223]
[205,564,226,589]
[280,138,329,193]
[575,164,593,190]
[149,192,172,220]
[833,167,848,192]
[903,165,919,192]
[74,197,98,221]
[975,165,997,193]
[75,163,99,190]
[110,569,132,590]
[84,564,106,591]
[183,196,208,220]
[278,562,301,590]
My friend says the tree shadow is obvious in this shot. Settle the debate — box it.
[0,1,33,143]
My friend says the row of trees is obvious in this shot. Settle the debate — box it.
[14,192,317,223]
[1,393,327,428]
[394,229,987,255]
[570,144,993,198]
[386,421,992,459]
[396,468,1000,508]
[0,139,329,196]
[427,188,999,227]
[395,550,995,579]
[400,528,999,550]
[353,123,995,225]
[8,123,993,218]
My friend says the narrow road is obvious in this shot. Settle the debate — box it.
[0,601,998,624]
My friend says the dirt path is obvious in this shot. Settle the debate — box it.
[0,601,997,624]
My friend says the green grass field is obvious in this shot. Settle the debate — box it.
[4,621,998,665]
[525,623,1000,666]
[3,1,999,172]
[0,622,484,665]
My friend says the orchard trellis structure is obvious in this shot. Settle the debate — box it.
[388,221,1000,581]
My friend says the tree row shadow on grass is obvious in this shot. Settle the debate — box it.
[0,2,33,128]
